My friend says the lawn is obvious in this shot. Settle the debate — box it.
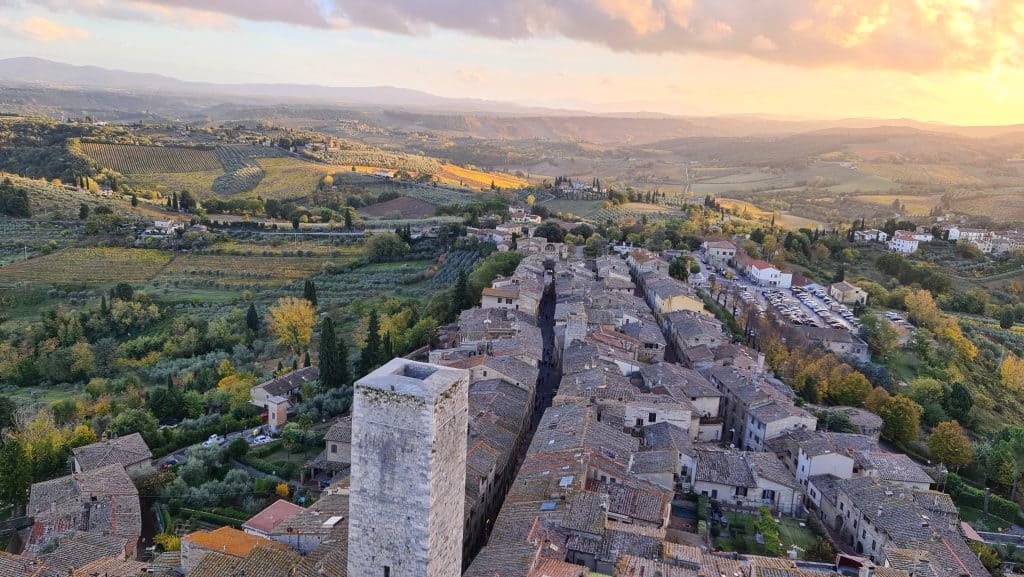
[0,247,171,284]
[713,511,819,557]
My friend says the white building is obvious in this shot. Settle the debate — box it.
[887,231,919,253]
[745,259,793,288]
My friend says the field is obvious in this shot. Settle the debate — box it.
[857,163,984,186]
[435,163,528,190]
[80,143,222,173]
[157,250,362,288]
[855,194,941,215]
[247,157,348,199]
[360,196,437,218]
[0,247,171,284]
[126,170,223,196]
[717,198,826,229]
[537,199,605,219]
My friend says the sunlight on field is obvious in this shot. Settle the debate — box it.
[859,163,983,186]
[718,198,826,230]
[857,194,940,215]
[127,170,222,196]
[435,163,528,190]
[248,157,348,199]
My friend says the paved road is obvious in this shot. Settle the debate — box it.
[155,426,267,468]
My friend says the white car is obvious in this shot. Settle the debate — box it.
[251,435,272,445]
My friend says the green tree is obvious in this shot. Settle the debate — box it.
[130,194,138,207]
[0,438,32,509]
[246,303,259,335]
[669,256,690,282]
[0,395,15,432]
[452,269,472,317]
[319,318,347,390]
[107,408,160,446]
[859,312,898,359]
[359,310,382,375]
[877,395,922,445]
[344,207,353,229]
[365,232,409,262]
[79,203,89,220]
[942,382,973,424]
[927,421,973,467]
[1001,309,1016,330]
[303,279,318,306]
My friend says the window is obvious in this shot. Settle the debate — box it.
[635,418,643,427]
[648,412,657,423]
[711,489,718,499]
[761,489,775,501]
[331,444,337,453]
[735,487,748,497]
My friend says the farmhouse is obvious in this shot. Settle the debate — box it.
[249,366,320,410]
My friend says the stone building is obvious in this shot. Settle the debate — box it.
[347,359,470,577]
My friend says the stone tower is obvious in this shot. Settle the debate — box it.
[347,358,469,577]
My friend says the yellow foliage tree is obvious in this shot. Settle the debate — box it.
[904,289,943,329]
[267,297,315,355]
[1001,354,1024,391]
[275,482,290,498]
[217,373,258,411]
[927,421,973,467]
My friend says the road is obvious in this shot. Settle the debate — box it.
[155,425,267,468]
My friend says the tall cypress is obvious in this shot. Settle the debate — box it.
[303,350,311,368]
[382,331,393,360]
[246,304,259,335]
[319,317,342,390]
[303,279,318,306]
[359,310,381,375]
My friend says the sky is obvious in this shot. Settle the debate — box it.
[1,0,1023,125]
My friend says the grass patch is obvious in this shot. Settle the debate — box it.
[246,157,349,200]
[127,170,223,196]
[959,506,1016,532]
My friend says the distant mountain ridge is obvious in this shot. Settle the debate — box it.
[2,57,1024,141]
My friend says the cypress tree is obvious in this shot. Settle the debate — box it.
[131,194,138,207]
[382,331,393,360]
[100,295,109,317]
[292,358,299,371]
[344,207,353,229]
[246,304,259,335]
[303,279,318,306]
[359,310,381,374]
[451,269,471,321]
[319,317,343,390]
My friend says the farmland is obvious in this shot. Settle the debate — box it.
[247,157,348,199]
[855,194,941,216]
[0,247,171,285]
[717,198,827,230]
[360,196,437,219]
[79,143,222,173]
[435,163,529,190]
[157,252,359,288]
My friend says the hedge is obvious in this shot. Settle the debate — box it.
[945,472,1021,524]
[181,507,243,528]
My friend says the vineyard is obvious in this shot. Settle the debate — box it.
[158,253,355,287]
[399,185,478,206]
[80,143,222,174]
[0,247,171,284]
[302,146,440,175]
[247,158,350,200]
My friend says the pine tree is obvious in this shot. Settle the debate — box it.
[359,310,382,375]
[246,304,259,335]
[303,350,311,368]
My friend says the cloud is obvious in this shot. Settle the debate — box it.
[0,15,88,41]
[22,0,1024,73]
[456,67,485,82]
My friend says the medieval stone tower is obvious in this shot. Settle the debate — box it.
[347,358,469,577]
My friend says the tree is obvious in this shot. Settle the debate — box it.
[246,303,259,335]
[359,310,382,375]
[942,382,973,423]
[1001,354,1024,391]
[0,395,15,432]
[131,194,138,207]
[864,387,890,413]
[79,203,89,220]
[225,437,249,461]
[904,289,942,329]
[179,190,197,212]
[533,222,565,242]
[526,194,536,206]
[303,350,311,368]
[828,370,872,407]
[344,207,353,229]
[107,408,160,446]
[0,438,32,509]
[1001,309,1015,329]
[303,279,318,306]
[583,234,606,258]
[877,395,921,445]
[859,312,898,359]
[451,270,472,317]
[267,297,316,355]
[319,317,348,390]
[365,232,409,262]
[275,482,290,498]
[669,256,690,282]
[927,421,973,467]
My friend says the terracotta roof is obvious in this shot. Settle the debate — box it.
[183,527,289,559]
[324,416,352,443]
[243,499,304,534]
